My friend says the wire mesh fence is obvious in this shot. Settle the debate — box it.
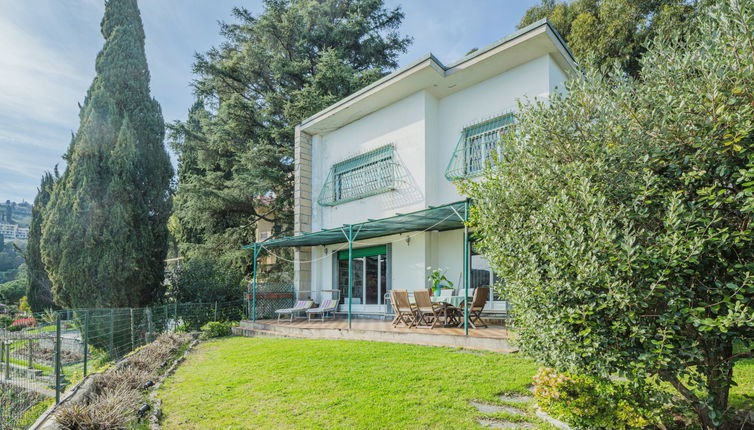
[0,299,245,430]
[248,282,295,320]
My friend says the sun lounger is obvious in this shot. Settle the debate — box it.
[306,299,339,321]
[275,300,314,322]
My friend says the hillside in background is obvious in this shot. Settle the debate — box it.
[0,200,32,227]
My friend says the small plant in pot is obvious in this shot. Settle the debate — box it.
[426,267,454,296]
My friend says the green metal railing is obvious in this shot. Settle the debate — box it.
[317,145,399,206]
[445,113,516,180]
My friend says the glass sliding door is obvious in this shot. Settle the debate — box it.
[337,245,388,311]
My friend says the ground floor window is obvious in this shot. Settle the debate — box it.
[471,247,505,302]
[337,245,388,305]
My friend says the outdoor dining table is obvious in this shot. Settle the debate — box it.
[431,295,469,327]
[406,294,470,327]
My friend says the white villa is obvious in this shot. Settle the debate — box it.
[250,19,576,320]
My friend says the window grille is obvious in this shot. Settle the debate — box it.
[317,145,397,206]
[444,113,515,180]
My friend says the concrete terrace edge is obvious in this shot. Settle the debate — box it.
[232,321,517,353]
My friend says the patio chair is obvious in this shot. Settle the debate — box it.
[456,287,489,329]
[306,299,338,322]
[275,300,314,322]
[392,290,416,328]
[413,290,443,329]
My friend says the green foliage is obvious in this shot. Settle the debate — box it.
[0,276,26,305]
[200,321,234,339]
[25,171,57,312]
[0,200,32,226]
[18,296,31,314]
[466,2,754,428]
[41,0,172,310]
[167,257,245,304]
[533,368,674,429]
[0,315,13,329]
[168,0,411,273]
[426,267,453,289]
[518,0,700,77]
[0,236,25,283]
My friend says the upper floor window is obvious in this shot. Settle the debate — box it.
[317,145,397,206]
[444,113,515,180]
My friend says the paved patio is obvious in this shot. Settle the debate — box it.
[234,318,514,352]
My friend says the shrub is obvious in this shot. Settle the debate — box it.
[533,368,673,429]
[166,257,244,304]
[0,314,13,329]
[464,2,754,427]
[10,317,36,329]
[200,321,234,339]
[18,296,31,314]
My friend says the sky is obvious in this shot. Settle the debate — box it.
[0,0,540,203]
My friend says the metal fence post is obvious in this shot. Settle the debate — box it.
[213,301,218,321]
[0,341,4,380]
[83,311,89,376]
[28,338,33,370]
[4,341,9,380]
[108,308,115,357]
[55,313,61,404]
[146,307,153,343]
[130,308,135,351]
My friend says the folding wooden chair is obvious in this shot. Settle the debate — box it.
[457,287,489,329]
[413,290,443,329]
[392,290,416,328]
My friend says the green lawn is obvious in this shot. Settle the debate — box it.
[732,358,754,409]
[158,337,547,429]
[158,337,754,429]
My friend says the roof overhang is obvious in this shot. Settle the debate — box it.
[244,201,467,249]
[298,19,577,135]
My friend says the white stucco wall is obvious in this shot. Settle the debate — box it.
[312,91,429,232]
[305,54,570,306]
[431,55,553,203]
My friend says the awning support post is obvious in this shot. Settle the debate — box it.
[252,242,259,323]
[347,224,354,329]
[463,199,470,336]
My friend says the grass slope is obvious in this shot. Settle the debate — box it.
[158,337,544,429]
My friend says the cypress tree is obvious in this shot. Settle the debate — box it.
[42,0,172,310]
[25,171,57,312]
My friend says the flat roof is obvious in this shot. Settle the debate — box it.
[298,19,577,135]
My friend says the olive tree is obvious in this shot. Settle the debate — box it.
[464,2,754,427]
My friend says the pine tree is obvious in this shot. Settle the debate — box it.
[169,0,410,274]
[25,171,57,312]
[41,0,172,310]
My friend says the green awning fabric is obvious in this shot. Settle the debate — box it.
[337,245,386,260]
[244,201,467,249]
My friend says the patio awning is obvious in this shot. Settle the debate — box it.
[244,200,467,249]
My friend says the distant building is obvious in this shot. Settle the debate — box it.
[0,223,29,240]
[15,227,29,240]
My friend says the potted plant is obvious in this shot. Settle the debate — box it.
[427,267,454,297]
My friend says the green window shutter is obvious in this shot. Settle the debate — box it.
[444,113,515,180]
[318,145,397,206]
[337,245,387,260]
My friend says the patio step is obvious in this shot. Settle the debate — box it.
[234,320,516,353]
